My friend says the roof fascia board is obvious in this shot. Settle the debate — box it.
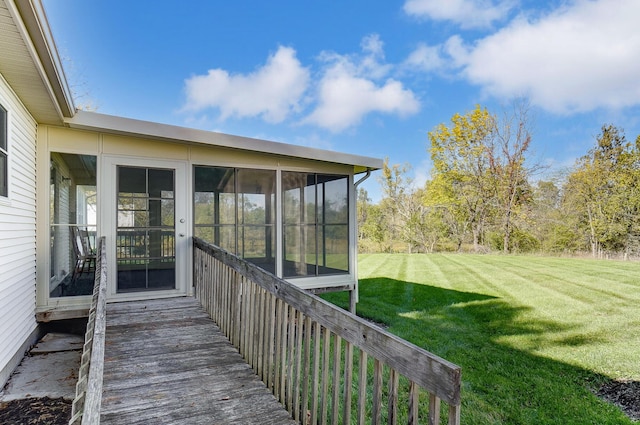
[65,110,383,171]
[11,0,75,118]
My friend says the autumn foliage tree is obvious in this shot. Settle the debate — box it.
[428,105,496,251]
[357,107,640,258]
[563,125,640,257]
[428,103,537,252]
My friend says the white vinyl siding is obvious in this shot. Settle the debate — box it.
[0,73,38,387]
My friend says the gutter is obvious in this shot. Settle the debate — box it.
[354,169,372,188]
[351,168,373,309]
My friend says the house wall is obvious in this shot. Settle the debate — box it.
[0,73,40,388]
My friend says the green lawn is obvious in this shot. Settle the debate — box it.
[322,253,640,424]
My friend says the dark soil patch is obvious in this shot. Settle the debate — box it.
[0,397,71,425]
[598,380,640,421]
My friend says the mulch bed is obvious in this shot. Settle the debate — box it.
[0,397,71,425]
[597,380,640,421]
[0,381,637,423]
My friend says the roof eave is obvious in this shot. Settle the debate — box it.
[64,110,383,172]
[13,0,75,119]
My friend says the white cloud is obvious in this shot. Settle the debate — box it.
[183,46,309,123]
[304,36,420,132]
[404,42,447,73]
[403,0,514,29]
[455,0,640,113]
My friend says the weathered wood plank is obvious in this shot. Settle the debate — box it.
[100,297,295,425]
[357,349,368,425]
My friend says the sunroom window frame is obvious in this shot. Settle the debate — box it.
[281,171,350,279]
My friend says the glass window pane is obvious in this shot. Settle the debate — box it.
[194,192,215,225]
[149,199,174,226]
[0,104,6,151]
[239,226,266,258]
[283,224,316,277]
[239,193,269,224]
[319,224,349,274]
[237,169,275,224]
[116,166,176,293]
[119,167,146,194]
[194,166,234,193]
[283,225,301,277]
[217,225,236,253]
[240,225,275,274]
[304,183,315,224]
[148,168,174,198]
[218,193,236,224]
[50,153,97,298]
[118,209,148,228]
[194,226,214,243]
[323,176,349,224]
[116,229,147,259]
[283,172,315,224]
[0,152,6,197]
[283,185,301,224]
[194,166,236,227]
[148,229,174,260]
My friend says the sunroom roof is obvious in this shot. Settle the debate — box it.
[65,110,383,173]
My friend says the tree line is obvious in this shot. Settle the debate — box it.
[358,103,640,258]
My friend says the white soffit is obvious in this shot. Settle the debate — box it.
[65,111,383,172]
[0,0,74,123]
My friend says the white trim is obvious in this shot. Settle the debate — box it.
[275,170,283,278]
[286,275,356,291]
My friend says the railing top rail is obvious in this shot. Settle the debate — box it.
[69,236,107,425]
[193,237,461,405]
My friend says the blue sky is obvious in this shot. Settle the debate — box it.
[42,0,640,201]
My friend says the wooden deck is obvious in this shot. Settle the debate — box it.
[99,297,296,425]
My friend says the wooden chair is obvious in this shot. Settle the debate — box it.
[71,226,96,283]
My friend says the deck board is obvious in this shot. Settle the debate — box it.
[100,297,296,425]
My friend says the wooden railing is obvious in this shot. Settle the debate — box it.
[193,237,462,425]
[69,237,107,425]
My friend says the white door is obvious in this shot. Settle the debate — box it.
[102,156,189,300]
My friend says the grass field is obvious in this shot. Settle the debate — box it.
[322,253,640,424]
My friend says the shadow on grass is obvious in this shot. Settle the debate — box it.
[322,277,633,425]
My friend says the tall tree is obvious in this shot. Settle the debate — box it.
[489,101,537,252]
[564,125,640,257]
[376,159,442,252]
[429,103,538,253]
[429,105,497,251]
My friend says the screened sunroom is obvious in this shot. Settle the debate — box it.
[36,111,381,318]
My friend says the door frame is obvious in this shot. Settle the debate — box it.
[101,155,190,302]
